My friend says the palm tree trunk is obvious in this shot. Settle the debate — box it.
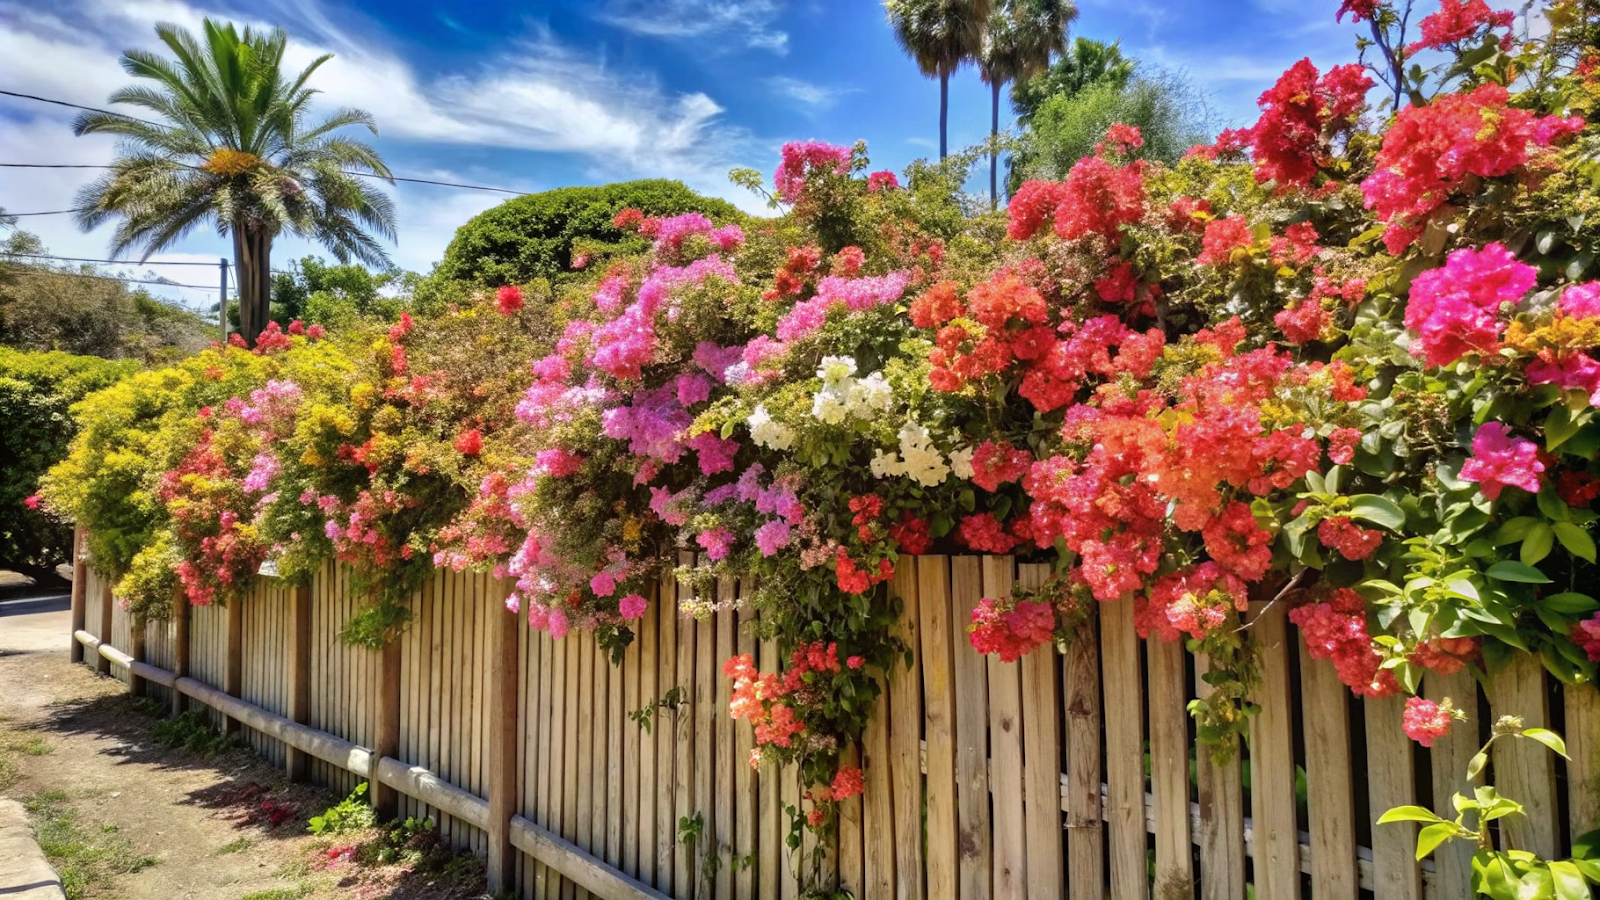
[233,225,273,346]
[939,70,950,161]
[990,79,1001,209]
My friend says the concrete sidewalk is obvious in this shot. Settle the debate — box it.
[0,799,65,899]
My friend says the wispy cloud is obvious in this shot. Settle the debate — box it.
[766,76,854,113]
[596,0,788,53]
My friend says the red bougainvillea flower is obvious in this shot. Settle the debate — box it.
[1337,0,1380,22]
[454,429,483,456]
[774,140,853,204]
[496,285,524,316]
[867,170,900,192]
[1248,59,1373,187]
[1401,696,1456,748]
[1290,588,1398,698]
[1407,0,1514,53]
[1573,613,1600,661]
[23,494,41,510]
[1459,422,1544,500]
[1403,243,1534,367]
[1199,215,1255,266]
[970,597,1056,662]
[1006,180,1069,241]
[1318,516,1383,560]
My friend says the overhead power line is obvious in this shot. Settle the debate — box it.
[5,267,218,291]
[1,89,534,197]
[4,207,91,217]
[4,252,219,267]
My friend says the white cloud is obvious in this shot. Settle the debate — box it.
[596,0,788,53]
[767,76,854,113]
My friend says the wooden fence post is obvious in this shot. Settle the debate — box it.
[486,580,521,893]
[223,599,243,734]
[129,621,148,698]
[172,590,191,716]
[69,527,86,664]
[372,638,403,819]
[285,584,312,781]
[95,580,114,676]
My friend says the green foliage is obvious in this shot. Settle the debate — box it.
[24,789,158,899]
[149,710,241,755]
[307,782,375,836]
[269,256,411,329]
[1380,721,1600,899]
[434,180,742,288]
[0,348,137,572]
[1016,70,1215,177]
[1009,36,1135,125]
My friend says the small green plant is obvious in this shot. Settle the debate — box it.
[630,686,686,734]
[24,790,158,899]
[1380,717,1600,899]
[308,782,375,836]
[238,887,311,900]
[373,815,435,864]
[215,836,257,855]
[150,710,240,755]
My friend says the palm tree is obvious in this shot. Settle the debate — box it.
[885,0,992,160]
[977,0,1078,207]
[74,19,396,345]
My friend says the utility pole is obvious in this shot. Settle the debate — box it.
[219,258,230,344]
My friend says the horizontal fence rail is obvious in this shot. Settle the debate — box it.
[68,529,1600,899]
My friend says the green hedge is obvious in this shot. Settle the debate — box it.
[434,179,743,287]
[0,349,138,573]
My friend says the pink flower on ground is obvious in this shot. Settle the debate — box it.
[1459,422,1544,500]
[1402,696,1455,748]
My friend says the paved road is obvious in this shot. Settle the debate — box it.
[0,597,71,653]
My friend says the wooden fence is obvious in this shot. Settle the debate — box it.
[68,530,1600,900]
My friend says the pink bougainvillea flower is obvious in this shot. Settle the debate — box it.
[618,593,648,620]
[1459,422,1544,500]
[1403,243,1534,367]
[1401,696,1456,748]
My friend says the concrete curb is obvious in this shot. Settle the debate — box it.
[0,798,66,899]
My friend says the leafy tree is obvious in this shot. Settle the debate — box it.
[72,19,397,346]
[0,231,213,360]
[977,0,1078,207]
[885,0,992,160]
[1010,36,1135,127]
[1014,69,1214,182]
[434,180,741,288]
[0,348,138,574]
[270,255,407,327]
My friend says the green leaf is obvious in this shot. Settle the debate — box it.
[1416,822,1458,860]
[1555,522,1597,564]
[1469,751,1489,780]
[1521,728,1570,759]
[1544,593,1600,614]
[1549,403,1583,450]
[1348,494,1406,531]
[1548,860,1590,900]
[1523,523,1555,566]
[1378,805,1445,825]
[1539,490,1573,523]
[1493,517,1540,545]
[1486,560,1553,584]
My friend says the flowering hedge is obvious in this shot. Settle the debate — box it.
[42,0,1600,878]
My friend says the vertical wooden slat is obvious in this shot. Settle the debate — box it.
[887,559,922,900]
[1490,653,1558,858]
[172,589,191,716]
[919,556,959,900]
[487,580,519,892]
[286,584,312,781]
[1147,636,1192,899]
[1193,654,1245,900]
[624,601,643,879]
[1426,669,1476,896]
[373,632,402,819]
[639,587,660,887]
[980,556,1026,899]
[759,626,781,900]
[1364,693,1422,900]
[696,598,717,890]
[675,556,698,895]
[95,580,114,675]
[734,594,759,900]
[1567,685,1600,837]
[593,634,610,864]
[577,636,596,860]
[1060,601,1100,900]
[563,630,581,900]
[714,578,736,900]
[1247,602,1299,900]
[838,740,865,898]
[657,576,679,893]
[222,595,243,733]
[950,557,991,900]
[780,760,801,900]
[1299,643,1357,900]
[862,666,895,900]
[547,634,568,898]
[70,528,86,664]
[1100,599,1147,900]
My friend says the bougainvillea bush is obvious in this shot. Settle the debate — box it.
[40,0,1600,886]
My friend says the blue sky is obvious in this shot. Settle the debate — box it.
[0,0,1492,308]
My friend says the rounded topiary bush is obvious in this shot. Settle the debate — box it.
[434,179,744,287]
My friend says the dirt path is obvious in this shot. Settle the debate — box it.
[0,604,492,900]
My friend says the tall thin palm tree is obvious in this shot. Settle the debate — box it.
[978,0,1077,207]
[74,19,396,345]
[885,0,992,160]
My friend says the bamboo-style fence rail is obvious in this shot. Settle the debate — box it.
[67,530,1600,899]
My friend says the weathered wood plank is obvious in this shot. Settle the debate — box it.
[734,594,759,900]
[1193,654,1244,900]
[1490,653,1558,859]
[714,578,736,900]
[1247,603,1299,900]
[1061,601,1100,900]
[1299,641,1357,900]
[1147,635,1192,900]
[1567,684,1600,837]
[918,556,958,900]
[950,556,991,900]
[1100,599,1147,900]
[981,556,1026,899]
[1363,693,1422,900]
